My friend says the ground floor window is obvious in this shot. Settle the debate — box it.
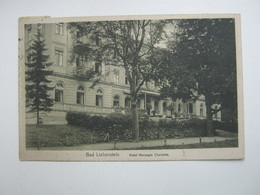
[77,92,84,104]
[113,95,120,107]
[137,99,140,108]
[163,102,167,115]
[154,101,159,112]
[188,103,193,114]
[55,90,63,103]
[178,104,182,113]
[214,105,218,118]
[125,97,131,108]
[76,86,85,104]
[96,95,102,106]
[200,103,204,116]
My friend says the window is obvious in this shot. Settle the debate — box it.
[55,23,64,35]
[76,56,83,67]
[188,103,193,114]
[137,99,140,109]
[113,95,120,107]
[95,62,102,74]
[37,24,44,33]
[163,102,167,115]
[114,70,119,83]
[125,76,128,85]
[55,90,63,102]
[125,97,131,108]
[178,104,182,113]
[154,101,158,112]
[55,82,64,103]
[55,50,63,66]
[96,89,103,106]
[26,24,32,41]
[214,105,218,118]
[200,103,204,116]
[76,30,83,43]
[145,81,149,88]
[76,86,84,104]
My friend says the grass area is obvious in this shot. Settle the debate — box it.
[138,139,238,150]
[26,124,94,148]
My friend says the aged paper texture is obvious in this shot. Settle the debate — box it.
[19,14,244,161]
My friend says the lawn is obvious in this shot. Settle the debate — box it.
[26,124,94,148]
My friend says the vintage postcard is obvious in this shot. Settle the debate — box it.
[19,14,244,161]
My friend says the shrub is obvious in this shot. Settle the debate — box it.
[66,111,90,127]
[107,112,130,126]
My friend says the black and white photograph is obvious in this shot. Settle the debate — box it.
[19,14,244,161]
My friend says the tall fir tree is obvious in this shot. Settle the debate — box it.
[26,27,54,124]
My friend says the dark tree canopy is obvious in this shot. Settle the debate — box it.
[158,18,237,135]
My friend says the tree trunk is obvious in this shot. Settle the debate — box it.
[131,99,139,141]
[36,108,40,124]
[205,96,214,136]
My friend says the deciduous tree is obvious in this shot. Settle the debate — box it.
[68,20,169,140]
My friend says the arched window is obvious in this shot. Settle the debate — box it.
[125,97,131,108]
[76,86,84,104]
[113,95,120,107]
[55,82,64,103]
[96,89,103,106]
[200,103,204,116]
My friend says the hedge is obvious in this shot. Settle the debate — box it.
[66,111,208,141]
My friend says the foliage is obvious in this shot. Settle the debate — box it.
[67,20,171,140]
[157,18,238,135]
[25,28,54,124]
